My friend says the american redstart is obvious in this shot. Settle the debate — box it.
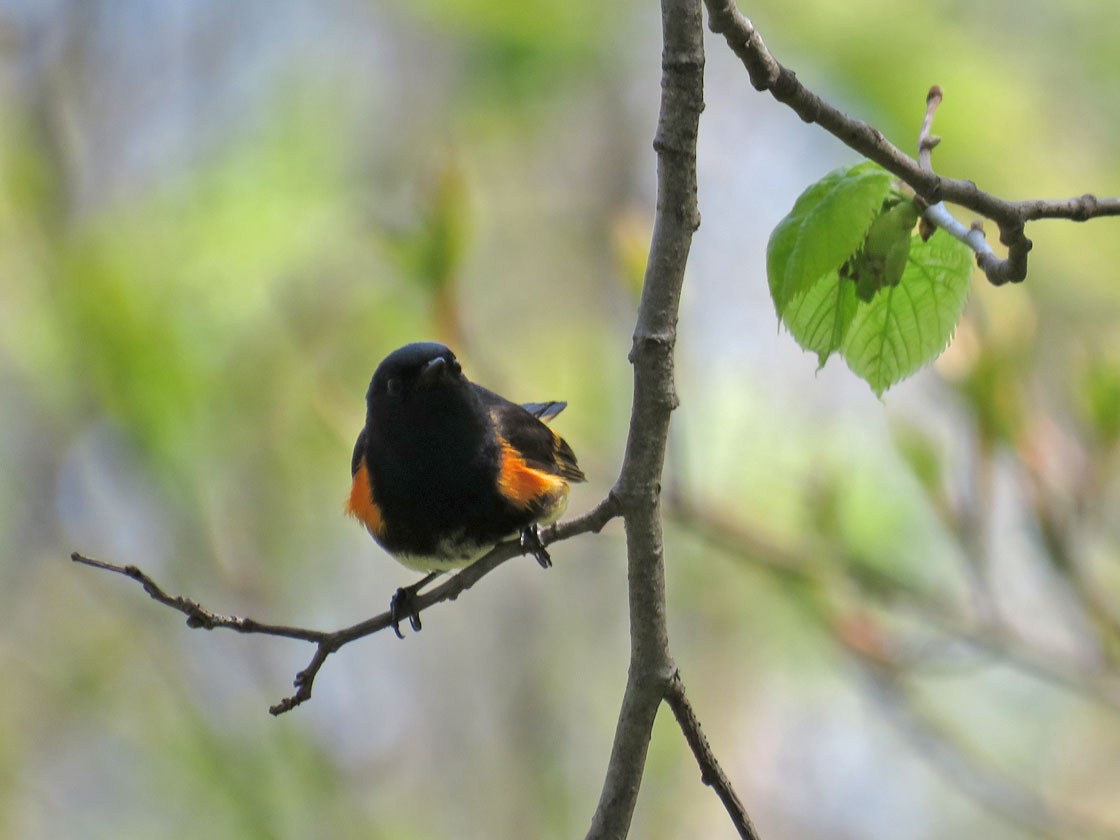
[346,342,586,636]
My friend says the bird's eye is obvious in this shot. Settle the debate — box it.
[449,359,462,377]
[386,378,402,396]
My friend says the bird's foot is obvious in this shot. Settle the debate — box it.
[389,571,439,638]
[520,525,552,569]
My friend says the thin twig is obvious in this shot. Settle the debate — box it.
[915,85,1002,275]
[665,670,761,840]
[702,0,1120,286]
[69,553,330,642]
[917,84,942,169]
[73,494,621,716]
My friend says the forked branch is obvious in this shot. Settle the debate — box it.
[703,0,1120,285]
[72,495,620,716]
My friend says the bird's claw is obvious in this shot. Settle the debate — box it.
[521,525,552,569]
[390,586,423,638]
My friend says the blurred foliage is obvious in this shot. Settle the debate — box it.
[1079,354,1120,449]
[395,0,617,103]
[3,1,1120,839]
[382,156,472,345]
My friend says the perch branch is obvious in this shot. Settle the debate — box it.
[72,494,620,716]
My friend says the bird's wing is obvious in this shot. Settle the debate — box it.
[519,400,567,422]
[477,387,586,483]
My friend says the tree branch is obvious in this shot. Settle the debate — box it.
[702,0,1120,285]
[585,0,715,836]
[665,670,761,840]
[72,494,620,716]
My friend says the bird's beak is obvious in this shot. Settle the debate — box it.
[417,356,448,389]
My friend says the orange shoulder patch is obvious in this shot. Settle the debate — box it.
[497,436,569,509]
[346,460,384,538]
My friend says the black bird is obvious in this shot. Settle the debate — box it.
[347,342,585,635]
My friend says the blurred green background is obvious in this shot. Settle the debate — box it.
[3,1,1120,838]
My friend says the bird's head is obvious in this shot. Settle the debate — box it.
[367,342,466,409]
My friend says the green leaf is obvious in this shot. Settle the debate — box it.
[767,162,893,317]
[841,198,921,302]
[841,230,973,396]
[781,268,859,368]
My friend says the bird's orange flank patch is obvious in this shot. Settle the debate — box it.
[346,461,384,538]
[497,436,567,509]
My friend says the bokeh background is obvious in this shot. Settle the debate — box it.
[3,1,1120,838]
